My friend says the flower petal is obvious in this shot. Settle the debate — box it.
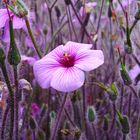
[74,50,104,71]
[0,9,9,28]
[13,16,25,29]
[44,45,64,61]
[33,58,61,88]
[51,67,85,92]
[66,41,92,51]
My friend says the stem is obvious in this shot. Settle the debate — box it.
[64,108,76,128]
[120,85,124,112]
[1,104,10,139]
[13,66,19,140]
[96,0,105,33]
[0,62,14,140]
[128,92,132,118]
[50,94,68,140]
[123,134,126,140]
[25,16,42,58]
[136,118,140,140]
[20,90,34,133]
[66,7,72,41]
[82,86,88,138]
[67,6,78,42]
[48,8,54,37]
[70,1,93,43]
[92,123,97,140]
[110,102,116,132]
[130,19,138,33]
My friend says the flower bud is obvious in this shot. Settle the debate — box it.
[117,111,130,134]
[108,83,118,101]
[120,116,130,134]
[8,20,21,66]
[120,65,132,85]
[87,106,96,122]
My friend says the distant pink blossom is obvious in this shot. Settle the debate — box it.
[79,2,97,17]
[0,9,25,42]
[129,64,140,85]
[21,55,36,66]
[33,41,104,92]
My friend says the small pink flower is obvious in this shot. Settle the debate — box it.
[21,55,36,66]
[0,9,25,42]
[33,41,104,92]
[129,64,140,85]
[0,9,25,29]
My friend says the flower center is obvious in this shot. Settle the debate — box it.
[59,52,75,67]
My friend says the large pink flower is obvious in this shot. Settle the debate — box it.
[33,41,104,92]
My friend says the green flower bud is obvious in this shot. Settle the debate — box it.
[8,20,21,66]
[120,116,130,134]
[120,65,132,85]
[108,83,118,101]
[117,111,130,134]
[8,0,28,18]
[87,106,96,122]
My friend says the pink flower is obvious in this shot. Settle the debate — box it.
[33,41,104,92]
[79,2,97,17]
[0,9,25,42]
[21,55,36,66]
[0,9,25,29]
[129,64,140,85]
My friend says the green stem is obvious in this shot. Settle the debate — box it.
[50,94,68,140]
[13,66,19,140]
[25,16,42,58]
[130,19,138,34]
[0,62,14,140]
